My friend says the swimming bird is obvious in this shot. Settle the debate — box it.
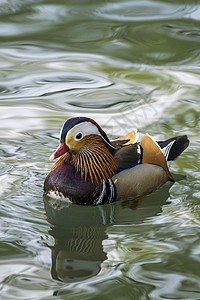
[44,117,189,205]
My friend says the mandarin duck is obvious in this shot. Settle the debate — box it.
[44,117,189,205]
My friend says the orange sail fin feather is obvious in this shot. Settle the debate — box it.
[139,133,174,182]
[118,129,138,146]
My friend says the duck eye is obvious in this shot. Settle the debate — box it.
[75,132,82,140]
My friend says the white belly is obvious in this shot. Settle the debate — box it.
[47,190,73,203]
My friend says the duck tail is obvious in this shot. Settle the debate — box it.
[158,135,189,162]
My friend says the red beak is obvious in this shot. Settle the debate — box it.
[49,143,69,161]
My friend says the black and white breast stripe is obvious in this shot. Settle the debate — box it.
[93,179,116,205]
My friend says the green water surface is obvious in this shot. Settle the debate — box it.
[0,0,200,299]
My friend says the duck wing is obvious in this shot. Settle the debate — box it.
[111,129,140,172]
[112,130,189,181]
[114,143,140,173]
[111,129,139,149]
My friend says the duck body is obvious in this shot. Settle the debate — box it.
[44,117,189,205]
[45,162,116,205]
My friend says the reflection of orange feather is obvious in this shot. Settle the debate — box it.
[139,134,174,181]
[119,129,138,146]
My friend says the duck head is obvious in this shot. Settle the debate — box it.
[49,117,117,184]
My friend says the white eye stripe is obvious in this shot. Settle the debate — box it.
[66,121,101,141]
[65,121,116,150]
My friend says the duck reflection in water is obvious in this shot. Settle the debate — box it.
[43,181,175,285]
[49,224,107,282]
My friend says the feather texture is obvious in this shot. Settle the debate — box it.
[52,152,71,170]
[52,135,117,184]
[73,136,117,184]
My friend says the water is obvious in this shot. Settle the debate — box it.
[0,0,200,299]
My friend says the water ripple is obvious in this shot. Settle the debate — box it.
[95,1,195,21]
